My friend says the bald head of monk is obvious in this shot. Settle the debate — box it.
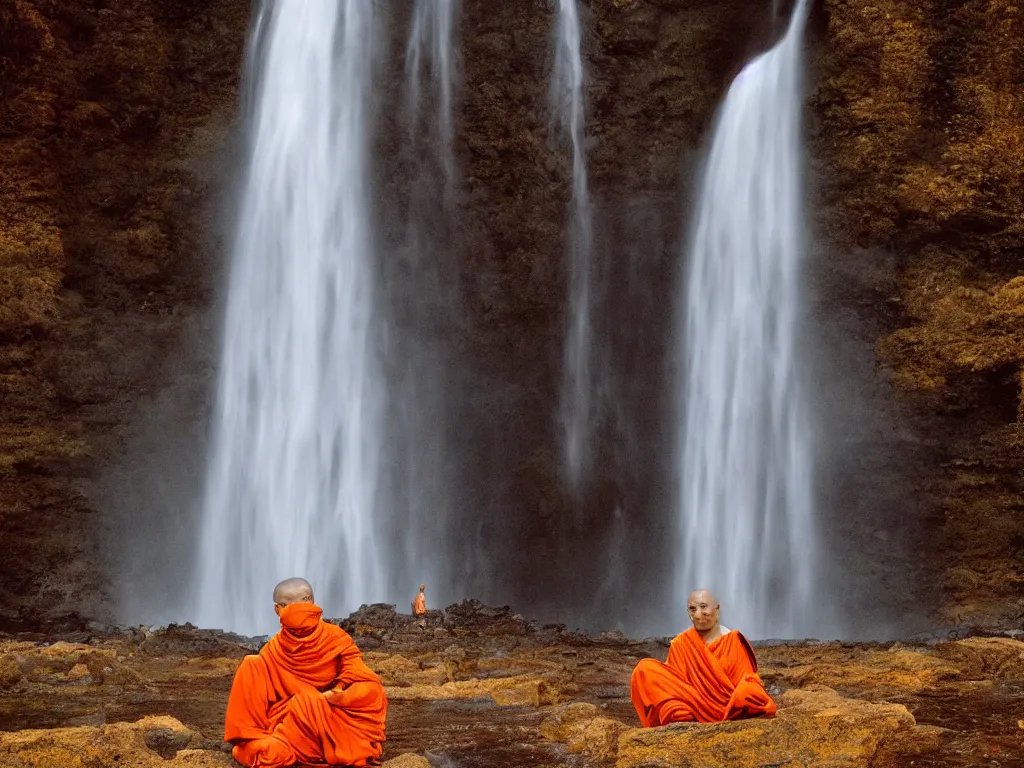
[273,578,314,616]
[687,589,725,641]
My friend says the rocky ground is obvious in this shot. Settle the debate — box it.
[1,601,1022,767]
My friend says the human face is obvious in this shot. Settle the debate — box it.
[687,591,720,632]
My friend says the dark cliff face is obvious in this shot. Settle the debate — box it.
[816,0,1024,626]
[0,0,1019,632]
[0,0,249,626]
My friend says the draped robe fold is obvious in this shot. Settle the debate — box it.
[225,603,387,767]
[412,593,426,616]
[630,627,776,726]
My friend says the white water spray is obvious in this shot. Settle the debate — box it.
[194,1,383,636]
[551,0,594,493]
[387,0,460,603]
[677,0,816,638]
[406,0,456,186]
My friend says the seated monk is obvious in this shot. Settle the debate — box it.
[630,589,776,726]
[224,578,387,767]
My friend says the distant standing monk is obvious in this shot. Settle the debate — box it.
[224,578,387,767]
[630,589,776,725]
[412,584,427,616]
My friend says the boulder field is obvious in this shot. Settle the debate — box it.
[1,601,1022,767]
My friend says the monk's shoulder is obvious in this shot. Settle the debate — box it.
[723,630,759,668]
[726,629,754,648]
[321,620,359,648]
[673,628,697,646]
[667,630,692,654]
[257,634,279,658]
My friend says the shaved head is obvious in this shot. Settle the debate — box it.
[273,578,314,607]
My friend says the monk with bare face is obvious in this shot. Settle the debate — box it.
[224,578,387,767]
[630,589,777,725]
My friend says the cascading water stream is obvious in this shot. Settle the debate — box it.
[406,0,456,188]
[385,0,461,602]
[193,1,383,636]
[677,0,817,638]
[551,0,594,495]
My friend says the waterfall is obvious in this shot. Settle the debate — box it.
[551,0,594,494]
[677,0,816,638]
[193,1,383,636]
[406,0,456,187]
[384,0,461,604]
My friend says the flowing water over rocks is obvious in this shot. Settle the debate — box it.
[677,0,818,639]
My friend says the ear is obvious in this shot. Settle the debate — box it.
[274,604,283,616]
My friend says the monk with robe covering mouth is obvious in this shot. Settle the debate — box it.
[630,589,777,726]
[224,578,388,767]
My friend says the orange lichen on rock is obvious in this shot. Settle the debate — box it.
[934,637,1024,681]
[364,653,450,687]
[876,254,1024,621]
[0,2,67,336]
[381,755,431,768]
[613,686,944,768]
[540,702,630,761]
[819,0,936,243]
[541,686,945,768]
[384,673,564,707]
[897,2,1023,236]
[759,644,962,693]
[821,0,1022,246]
[879,263,1024,391]
[0,640,142,688]
[822,0,1024,628]
[0,715,216,767]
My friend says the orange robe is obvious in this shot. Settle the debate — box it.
[630,627,776,726]
[412,593,426,616]
[225,603,387,767]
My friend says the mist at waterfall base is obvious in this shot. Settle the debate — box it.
[676,0,832,640]
[377,0,463,617]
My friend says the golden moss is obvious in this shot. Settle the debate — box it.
[613,687,943,768]
[0,426,86,475]
[878,265,1024,394]
[822,0,1022,244]
[823,0,1024,625]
